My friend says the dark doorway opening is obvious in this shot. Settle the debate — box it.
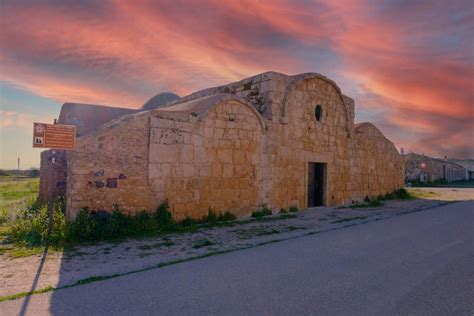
[308,162,325,207]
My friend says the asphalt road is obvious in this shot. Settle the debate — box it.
[2,201,473,315]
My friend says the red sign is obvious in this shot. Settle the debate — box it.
[33,122,76,150]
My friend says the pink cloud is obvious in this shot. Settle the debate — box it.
[0,0,472,158]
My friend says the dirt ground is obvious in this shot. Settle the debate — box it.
[0,187,472,298]
[408,187,474,201]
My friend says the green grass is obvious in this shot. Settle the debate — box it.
[251,205,273,218]
[0,286,54,302]
[350,200,384,208]
[234,227,281,239]
[407,189,441,199]
[288,206,299,213]
[0,178,39,216]
[75,275,118,285]
[7,246,45,258]
[332,216,368,223]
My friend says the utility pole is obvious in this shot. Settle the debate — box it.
[47,119,59,239]
[17,157,20,183]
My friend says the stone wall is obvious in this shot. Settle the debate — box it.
[352,123,404,200]
[66,112,153,218]
[148,97,265,219]
[64,72,404,219]
[267,76,352,208]
[39,102,139,204]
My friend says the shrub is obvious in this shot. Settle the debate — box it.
[66,201,176,242]
[10,199,65,247]
[279,208,288,214]
[379,188,412,201]
[180,217,197,227]
[202,208,219,225]
[368,199,384,207]
[393,188,411,199]
[8,198,243,246]
[200,209,236,227]
[152,200,174,231]
[0,209,8,225]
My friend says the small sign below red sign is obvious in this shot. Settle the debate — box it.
[33,122,76,150]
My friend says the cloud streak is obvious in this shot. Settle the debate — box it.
[0,0,472,158]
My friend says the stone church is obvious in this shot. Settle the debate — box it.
[39,72,404,219]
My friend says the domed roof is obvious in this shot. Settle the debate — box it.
[141,92,180,111]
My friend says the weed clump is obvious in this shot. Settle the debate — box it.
[288,205,299,213]
[278,214,296,219]
[351,188,413,209]
[378,188,413,201]
[218,211,236,222]
[200,209,236,227]
[251,204,272,218]
[192,239,214,249]
[8,198,243,246]
[66,200,179,242]
[9,197,66,247]
[350,198,384,208]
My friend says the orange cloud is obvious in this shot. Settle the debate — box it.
[0,0,472,158]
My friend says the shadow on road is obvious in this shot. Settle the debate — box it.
[44,195,473,314]
[19,244,49,316]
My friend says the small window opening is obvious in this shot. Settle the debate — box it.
[315,105,323,121]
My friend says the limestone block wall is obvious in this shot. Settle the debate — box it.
[66,112,153,218]
[63,71,405,219]
[352,123,404,200]
[148,99,265,220]
[268,76,352,208]
[176,72,291,122]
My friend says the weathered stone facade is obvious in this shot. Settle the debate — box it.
[403,153,466,183]
[42,71,403,219]
[39,94,177,202]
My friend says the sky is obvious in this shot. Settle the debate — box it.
[0,0,473,169]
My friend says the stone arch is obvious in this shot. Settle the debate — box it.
[198,94,267,133]
[280,73,351,133]
[156,93,267,133]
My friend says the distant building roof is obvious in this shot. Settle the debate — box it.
[58,102,138,137]
[141,92,180,111]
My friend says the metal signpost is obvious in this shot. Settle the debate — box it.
[33,122,76,239]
